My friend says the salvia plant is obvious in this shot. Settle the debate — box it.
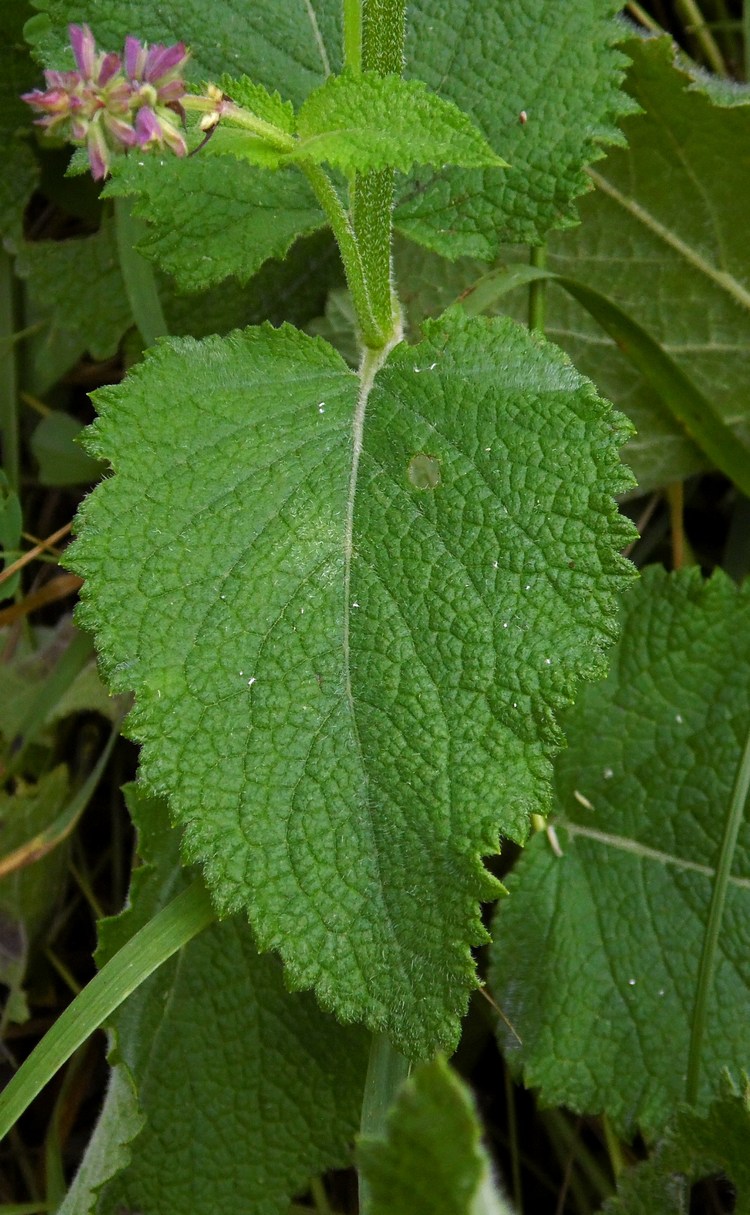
[0,0,749,1212]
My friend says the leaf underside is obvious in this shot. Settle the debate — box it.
[489,567,750,1139]
[69,311,633,1056]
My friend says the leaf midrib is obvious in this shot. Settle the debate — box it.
[563,821,750,889]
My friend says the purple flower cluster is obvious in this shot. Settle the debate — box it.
[22,24,190,179]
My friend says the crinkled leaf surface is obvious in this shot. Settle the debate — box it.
[218,75,295,132]
[103,154,325,293]
[395,0,633,257]
[60,787,368,1215]
[69,311,633,1056]
[508,34,750,492]
[358,1056,514,1215]
[489,567,750,1139]
[605,1075,750,1215]
[28,0,631,279]
[293,72,506,173]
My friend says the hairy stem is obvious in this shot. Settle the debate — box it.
[349,0,407,344]
[302,163,386,347]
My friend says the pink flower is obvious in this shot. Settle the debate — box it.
[124,35,190,157]
[22,24,190,179]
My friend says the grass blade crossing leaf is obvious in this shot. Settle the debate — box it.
[0,879,215,1141]
[461,265,750,496]
[67,313,634,1057]
[503,34,750,491]
[58,789,368,1215]
[489,567,750,1139]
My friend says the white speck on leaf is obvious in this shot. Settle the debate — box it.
[573,789,594,811]
[603,767,614,779]
[628,978,636,986]
[247,677,256,687]
[675,713,683,723]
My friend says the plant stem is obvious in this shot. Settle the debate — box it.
[349,0,406,344]
[686,722,750,1104]
[666,481,685,570]
[113,196,168,347]
[528,245,547,332]
[625,1,663,32]
[674,0,729,76]
[358,1033,411,1215]
[301,163,385,348]
[309,1176,333,1215]
[601,1113,626,1181]
[0,248,19,494]
[343,0,362,72]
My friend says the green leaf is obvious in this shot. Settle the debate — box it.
[0,622,122,742]
[25,1,343,98]
[605,1075,750,1214]
[102,155,325,292]
[10,216,133,362]
[489,567,750,1139]
[68,311,634,1056]
[218,74,296,133]
[358,1056,515,1215]
[503,34,750,492]
[460,264,750,497]
[292,72,506,173]
[59,787,368,1215]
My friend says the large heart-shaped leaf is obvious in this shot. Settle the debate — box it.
[69,311,633,1055]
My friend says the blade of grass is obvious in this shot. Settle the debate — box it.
[0,879,216,1142]
[686,720,750,1104]
[0,249,19,495]
[113,197,168,347]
